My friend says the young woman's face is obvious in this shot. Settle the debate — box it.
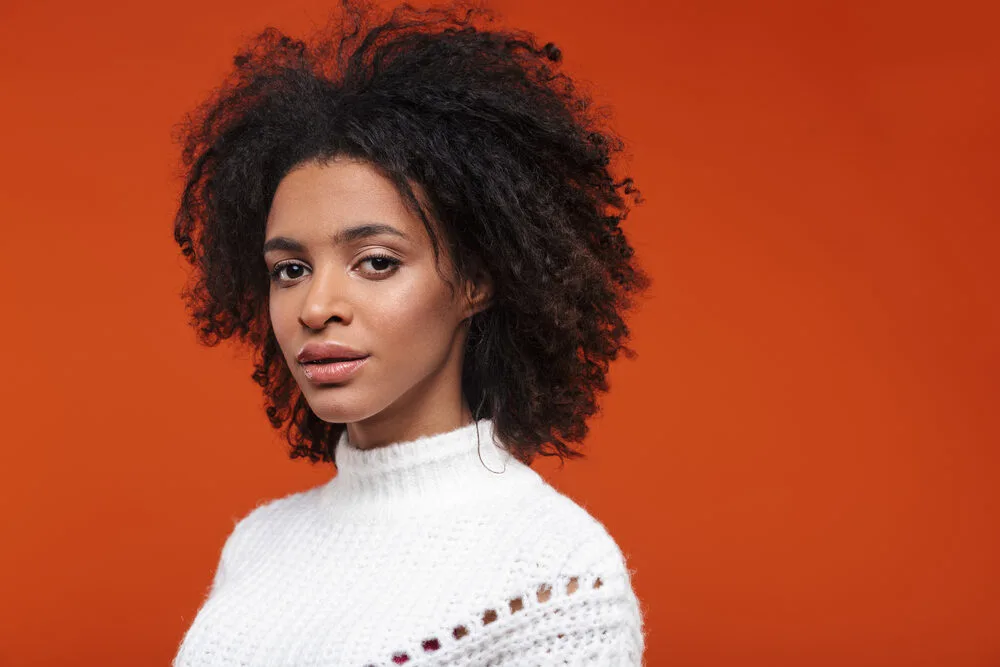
[263,157,486,433]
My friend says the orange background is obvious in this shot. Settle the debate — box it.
[1,0,997,665]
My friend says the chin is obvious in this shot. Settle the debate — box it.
[305,398,366,424]
[300,388,381,425]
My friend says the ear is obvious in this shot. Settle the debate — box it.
[462,264,494,320]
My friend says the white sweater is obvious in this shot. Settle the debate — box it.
[173,418,646,666]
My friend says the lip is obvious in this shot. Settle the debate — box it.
[296,341,368,364]
[300,356,370,384]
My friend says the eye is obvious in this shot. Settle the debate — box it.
[269,261,310,284]
[358,253,402,278]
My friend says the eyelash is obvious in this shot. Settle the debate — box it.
[268,253,401,284]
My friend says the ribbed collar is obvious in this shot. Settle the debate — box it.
[321,418,540,519]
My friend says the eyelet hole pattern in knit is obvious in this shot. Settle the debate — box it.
[369,574,605,666]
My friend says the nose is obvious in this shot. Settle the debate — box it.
[298,265,353,330]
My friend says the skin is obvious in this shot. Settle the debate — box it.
[263,156,493,451]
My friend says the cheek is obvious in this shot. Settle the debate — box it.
[369,282,457,354]
[267,294,298,357]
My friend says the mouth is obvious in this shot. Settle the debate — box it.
[299,355,370,384]
[301,356,368,364]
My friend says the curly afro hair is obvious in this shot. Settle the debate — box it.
[172,0,652,467]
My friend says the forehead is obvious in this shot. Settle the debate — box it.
[266,157,424,237]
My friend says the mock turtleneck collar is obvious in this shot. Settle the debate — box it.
[320,418,540,519]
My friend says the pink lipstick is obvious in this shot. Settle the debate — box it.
[300,356,370,384]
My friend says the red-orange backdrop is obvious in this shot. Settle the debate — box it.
[1,0,997,665]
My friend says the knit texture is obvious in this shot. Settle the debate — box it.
[173,418,646,666]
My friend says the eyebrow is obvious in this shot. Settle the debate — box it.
[262,223,409,254]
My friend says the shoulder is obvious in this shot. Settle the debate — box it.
[486,477,647,662]
[215,482,327,564]
[508,475,637,583]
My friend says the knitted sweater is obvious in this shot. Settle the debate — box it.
[172,418,646,666]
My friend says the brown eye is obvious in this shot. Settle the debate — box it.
[358,253,401,277]
[270,261,309,283]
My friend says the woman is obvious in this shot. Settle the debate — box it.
[171,0,651,664]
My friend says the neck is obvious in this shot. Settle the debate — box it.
[344,405,475,452]
[321,417,540,520]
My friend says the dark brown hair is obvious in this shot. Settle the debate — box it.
[172,0,652,466]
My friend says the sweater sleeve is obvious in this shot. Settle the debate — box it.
[506,576,644,665]
[486,530,646,666]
